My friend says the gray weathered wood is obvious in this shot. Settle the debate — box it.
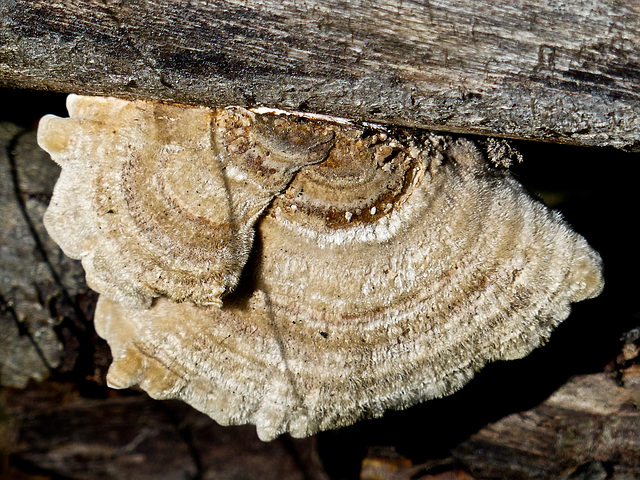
[1,0,639,149]
[360,364,640,478]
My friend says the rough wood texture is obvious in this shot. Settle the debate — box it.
[453,365,640,479]
[4,339,639,480]
[2,383,330,480]
[360,359,640,480]
[0,123,87,388]
[1,0,639,149]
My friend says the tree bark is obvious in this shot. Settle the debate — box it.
[1,0,639,149]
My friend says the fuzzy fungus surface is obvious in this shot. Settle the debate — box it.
[38,95,604,440]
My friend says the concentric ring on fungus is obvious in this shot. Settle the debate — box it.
[39,95,603,440]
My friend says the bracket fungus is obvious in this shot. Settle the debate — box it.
[38,95,604,441]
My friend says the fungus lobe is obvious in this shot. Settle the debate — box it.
[39,95,603,440]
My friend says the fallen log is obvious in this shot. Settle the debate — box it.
[1,0,639,149]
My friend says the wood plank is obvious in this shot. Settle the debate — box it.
[1,0,639,149]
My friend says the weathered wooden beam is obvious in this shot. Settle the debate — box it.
[1,0,639,149]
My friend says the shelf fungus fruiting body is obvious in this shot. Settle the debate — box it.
[39,95,604,441]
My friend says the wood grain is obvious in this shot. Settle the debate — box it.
[1,0,639,149]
